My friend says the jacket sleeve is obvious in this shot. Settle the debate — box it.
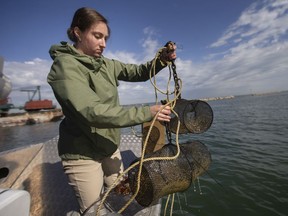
[47,56,153,128]
[112,57,167,82]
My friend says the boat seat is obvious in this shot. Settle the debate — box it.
[0,188,30,216]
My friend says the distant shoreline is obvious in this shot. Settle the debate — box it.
[200,90,288,101]
[200,95,235,101]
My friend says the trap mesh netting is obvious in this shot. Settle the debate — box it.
[169,99,213,134]
[128,141,211,207]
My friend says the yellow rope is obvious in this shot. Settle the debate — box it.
[163,193,176,216]
[170,193,175,216]
[149,47,175,97]
[96,45,182,216]
[130,126,142,138]
[164,194,171,216]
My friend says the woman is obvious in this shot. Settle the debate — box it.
[47,7,176,215]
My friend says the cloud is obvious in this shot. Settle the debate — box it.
[185,41,288,98]
[191,0,288,97]
[210,0,288,50]
[2,0,288,108]
[141,27,161,61]
[105,51,138,64]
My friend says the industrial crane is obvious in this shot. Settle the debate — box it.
[20,86,55,111]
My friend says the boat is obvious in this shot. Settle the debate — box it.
[0,134,162,216]
[0,56,14,117]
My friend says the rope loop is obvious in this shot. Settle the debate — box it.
[96,42,182,216]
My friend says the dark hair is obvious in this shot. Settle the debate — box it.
[67,7,110,42]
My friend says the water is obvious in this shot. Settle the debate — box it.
[163,91,288,216]
[0,121,61,152]
[0,92,288,216]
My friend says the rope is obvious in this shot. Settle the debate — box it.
[164,194,171,216]
[163,193,176,216]
[130,126,143,138]
[96,45,182,216]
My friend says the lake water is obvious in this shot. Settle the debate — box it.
[0,91,287,216]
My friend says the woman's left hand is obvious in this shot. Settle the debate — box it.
[161,41,177,62]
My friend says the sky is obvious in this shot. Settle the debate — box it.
[1,0,288,106]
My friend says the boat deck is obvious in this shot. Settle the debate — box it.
[0,135,161,216]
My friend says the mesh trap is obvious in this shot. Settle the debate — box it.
[169,99,213,134]
[128,141,211,207]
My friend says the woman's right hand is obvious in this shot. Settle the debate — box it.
[150,105,171,122]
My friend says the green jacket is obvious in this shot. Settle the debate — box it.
[47,42,166,160]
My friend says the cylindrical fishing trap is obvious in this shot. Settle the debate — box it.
[128,141,211,207]
[169,99,213,134]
